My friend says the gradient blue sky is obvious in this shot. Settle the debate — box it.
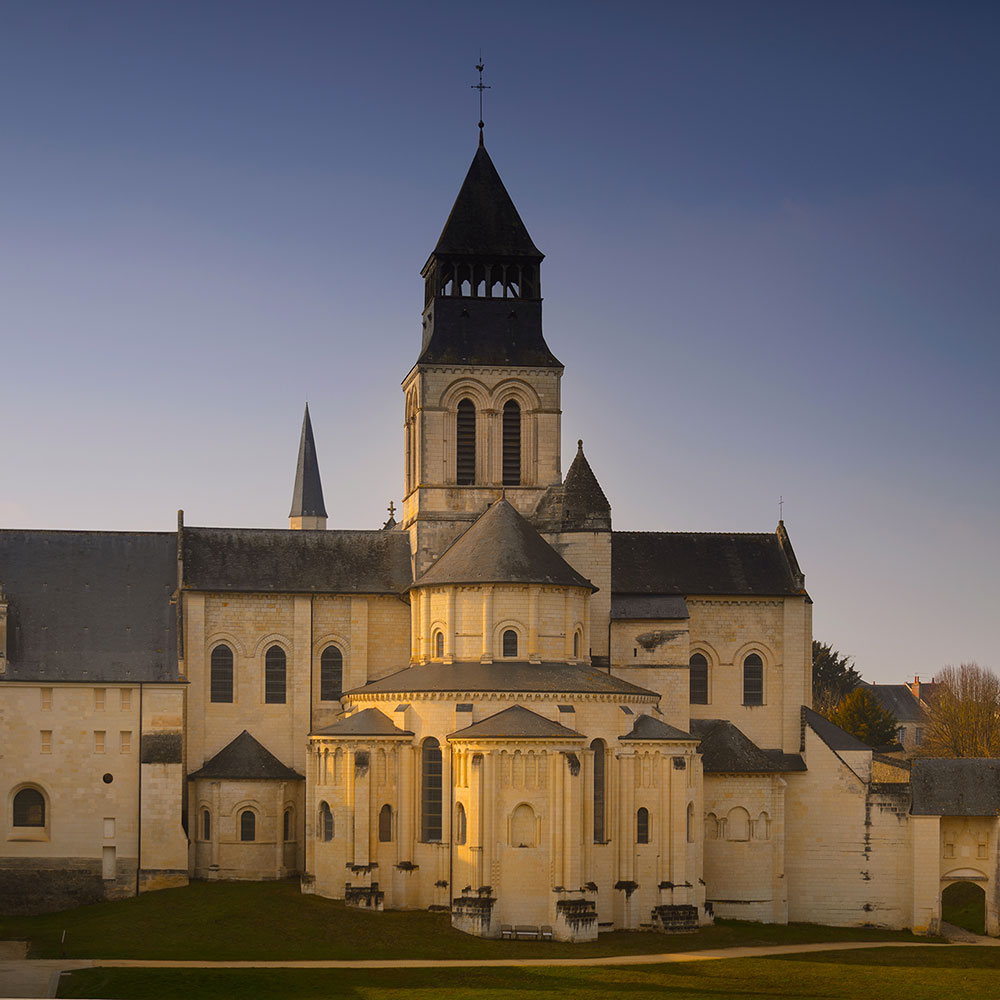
[2,1,997,683]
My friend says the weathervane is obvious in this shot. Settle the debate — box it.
[472,54,490,143]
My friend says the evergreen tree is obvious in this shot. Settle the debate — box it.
[828,687,898,747]
[812,640,862,714]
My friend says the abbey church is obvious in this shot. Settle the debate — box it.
[2,133,996,938]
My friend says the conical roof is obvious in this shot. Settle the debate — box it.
[189,730,303,780]
[415,498,594,590]
[449,705,583,740]
[533,440,611,532]
[289,404,327,519]
[432,143,543,260]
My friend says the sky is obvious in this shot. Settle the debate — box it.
[1,0,997,684]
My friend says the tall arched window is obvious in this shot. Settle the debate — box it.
[591,739,606,843]
[283,808,292,841]
[636,807,650,844]
[240,810,256,842]
[573,631,580,659]
[318,801,334,841]
[689,652,709,705]
[502,400,521,486]
[434,630,444,658]
[510,803,536,847]
[202,808,211,841]
[502,629,518,658]
[320,646,343,701]
[264,645,286,704]
[686,802,695,843]
[13,788,45,827]
[456,398,476,485]
[210,644,234,703]
[743,653,764,706]
[421,737,443,842]
[455,803,467,845]
[378,804,392,843]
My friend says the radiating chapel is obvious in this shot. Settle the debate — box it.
[2,130,996,938]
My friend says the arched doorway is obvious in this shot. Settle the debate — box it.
[942,880,986,936]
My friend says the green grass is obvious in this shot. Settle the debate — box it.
[942,881,986,936]
[0,881,927,961]
[57,949,1000,1000]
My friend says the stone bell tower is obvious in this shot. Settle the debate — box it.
[402,132,564,576]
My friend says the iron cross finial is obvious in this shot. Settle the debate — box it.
[472,54,490,142]
[387,501,396,518]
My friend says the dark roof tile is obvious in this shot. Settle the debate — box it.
[611,595,689,621]
[313,707,413,738]
[690,718,804,772]
[449,705,582,740]
[802,706,871,752]
[620,714,693,741]
[189,730,303,781]
[911,759,1000,815]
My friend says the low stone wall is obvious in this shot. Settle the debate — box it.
[0,857,137,914]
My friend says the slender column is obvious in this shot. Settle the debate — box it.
[421,589,431,663]
[528,585,540,663]
[563,592,573,660]
[398,745,415,860]
[275,782,286,875]
[446,589,456,663]
[481,586,494,662]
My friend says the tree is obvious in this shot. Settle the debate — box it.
[925,663,1000,758]
[813,640,861,714]
[828,687,899,748]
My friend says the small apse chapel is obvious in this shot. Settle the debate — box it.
[2,129,996,939]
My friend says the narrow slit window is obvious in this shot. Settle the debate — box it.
[378,804,392,843]
[319,801,334,841]
[421,738,443,842]
[202,809,211,841]
[637,807,650,844]
[434,631,444,658]
[592,739,606,843]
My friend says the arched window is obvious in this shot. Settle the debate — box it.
[636,807,650,844]
[510,803,536,847]
[202,808,211,841]
[318,801,333,841]
[13,788,45,827]
[704,812,719,840]
[283,808,292,841]
[456,398,476,485]
[434,630,444,658]
[502,400,521,486]
[421,738,443,842]
[689,652,709,705]
[743,653,764,706]
[264,645,286,704]
[455,803,467,845]
[502,629,518,658]
[240,810,256,842]
[686,802,695,843]
[573,632,580,658]
[210,644,234,703]
[320,646,343,701]
[378,804,392,843]
[591,739,606,843]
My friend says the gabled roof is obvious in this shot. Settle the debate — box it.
[289,404,327,519]
[533,441,611,533]
[348,660,657,698]
[620,715,692,741]
[189,730,303,781]
[449,704,582,740]
[0,529,178,682]
[802,706,870,752]
[864,683,925,723]
[415,498,593,590]
[690,719,806,773]
[431,142,543,260]
[612,530,803,596]
[182,527,412,593]
[313,707,413,738]
[911,759,1000,816]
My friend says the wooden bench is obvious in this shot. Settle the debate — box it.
[500,924,514,940]
[539,925,554,940]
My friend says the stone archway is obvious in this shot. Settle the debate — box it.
[942,880,986,936]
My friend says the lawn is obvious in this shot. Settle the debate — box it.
[0,881,927,961]
[57,948,1000,1000]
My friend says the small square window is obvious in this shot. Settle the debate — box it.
[120,689,132,711]
[95,689,106,711]
[41,688,52,711]
[40,730,52,754]
[95,731,106,754]
[120,731,132,754]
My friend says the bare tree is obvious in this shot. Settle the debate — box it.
[925,662,1000,758]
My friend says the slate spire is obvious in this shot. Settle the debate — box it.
[289,404,327,530]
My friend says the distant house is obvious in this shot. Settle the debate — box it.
[865,683,927,754]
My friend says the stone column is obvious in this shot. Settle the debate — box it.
[481,586,494,662]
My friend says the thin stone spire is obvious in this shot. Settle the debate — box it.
[289,403,327,529]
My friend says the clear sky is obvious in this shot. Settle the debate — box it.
[2,1,997,684]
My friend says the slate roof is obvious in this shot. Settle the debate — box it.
[611,595,690,621]
[189,730,303,781]
[802,706,870,752]
[911,759,1000,816]
[415,498,594,590]
[430,141,543,260]
[182,527,412,593]
[449,704,582,740]
[690,719,806,773]
[864,683,925,723]
[313,707,413,738]
[533,441,612,533]
[0,530,178,682]
[620,714,693,741]
[289,404,327,519]
[612,531,802,596]
[347,660,657,698]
